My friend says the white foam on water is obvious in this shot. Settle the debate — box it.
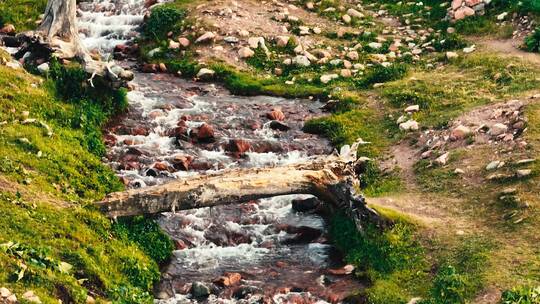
[173,243,270,270]
[245,150,310,167]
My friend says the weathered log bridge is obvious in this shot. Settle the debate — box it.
[97,144,386,231]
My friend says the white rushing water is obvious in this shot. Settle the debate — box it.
[78,0,146,55]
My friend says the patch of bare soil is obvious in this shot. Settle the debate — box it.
[0,175,69,207]
[479,38,540,67]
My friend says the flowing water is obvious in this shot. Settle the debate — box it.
[78,1,363,302]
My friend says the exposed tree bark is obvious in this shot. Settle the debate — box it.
[97,146,386,231]
[36,0,85,59]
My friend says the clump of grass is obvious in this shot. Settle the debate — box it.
[355,64,408,89]
[0,0,47,31]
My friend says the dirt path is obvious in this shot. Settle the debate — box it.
[479,37,540,66]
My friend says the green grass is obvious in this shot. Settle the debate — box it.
[0,58,171,303]
[0,0,47,31]
[0,193,159,304]
[330,213,429,304]
[330,212,493,304]
[381,53,540,129]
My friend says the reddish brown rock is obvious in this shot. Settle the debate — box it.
[153,162,169,171]
[175,239,188,250]
[226,139,251,155]
[131,127,149,136]
[195,123,215,141]
[327,264,355,275]
[103,134,117,146]
[142,63,158,73]
[214,272,242,287]
[267,109,285,121]
[159,63,168,72]
[145,0,158,8]
[170,155,193,171]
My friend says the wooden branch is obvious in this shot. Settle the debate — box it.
[97,154,386,231]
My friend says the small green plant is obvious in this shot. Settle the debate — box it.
[144,5,186,40]
[355,64,408,89]
[114,216,174,265]
[524,27,540,53]
[426,266,468,304]
[501,286,540,304]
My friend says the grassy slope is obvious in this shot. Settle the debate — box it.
[0,54,165,303]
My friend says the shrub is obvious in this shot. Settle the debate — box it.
[144,5,186,40]
[524,27,540,53]
[501,286,540,304]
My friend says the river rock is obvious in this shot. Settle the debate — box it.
[405,105,420,113]
[215,272,242,287]
[142,63,158,73]
[516,169,532,178]
[267,109,285,121]
[37,63,50,74]
[170,154,193,171]
[327,264,355,275]
[346,51,359,61]
[269,120,291,131]
[0,287,12,298]
[233,286,263,299]
[194,123,215,142]
[276,36,290,47]
[292,197,321,213]
[486,160,504,171]
[446,51,459,60]
[226,139,251,154]
[191,282,211,298]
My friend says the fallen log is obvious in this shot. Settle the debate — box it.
[97,142,386,231]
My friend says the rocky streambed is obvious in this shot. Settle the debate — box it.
[78,0,364,302]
